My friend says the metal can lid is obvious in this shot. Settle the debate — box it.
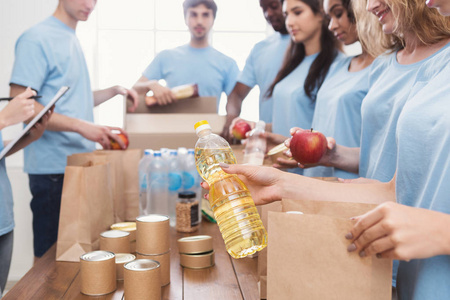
[137,214,169,223]
[80,250,115,262]
[177,235,213,254]
[110,222,136,232]
[100,230,130,238]
[124,259,160,271]
[115,253,136,264]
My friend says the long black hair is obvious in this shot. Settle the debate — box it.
[266,0,340,101]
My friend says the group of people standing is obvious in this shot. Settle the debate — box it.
[0,0,449,298]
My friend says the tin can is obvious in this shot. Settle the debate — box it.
[100,230,131,254]
[136,214,170,255]
[115,253,135,281]
[111,222,137,253]
[80,251,116,296]
[124,259,161,300]
[177,235,213,254]
[136,251,171,286]
[180,251,215,269]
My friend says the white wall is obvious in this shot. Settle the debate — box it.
[0,0,59,281]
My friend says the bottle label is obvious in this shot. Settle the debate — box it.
[140,174,147,189]
[168,172,182,191]
[190,203,199,226]
[182,171,195,190]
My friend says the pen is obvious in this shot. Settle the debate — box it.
[0,95,42,101]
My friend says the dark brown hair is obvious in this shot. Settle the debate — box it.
[267,0,340,101]
[183,0,218,19]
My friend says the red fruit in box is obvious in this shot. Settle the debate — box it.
[290,128,327,164]
[110,132,129,150]
[232,121,252,140]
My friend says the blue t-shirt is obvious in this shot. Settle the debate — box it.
[359,44,450,182]
[143,44,239,110]
[0,132,14,236]
[10,16,95,174]
[238,33,290,123]
[304,56,369,179]
[395,47,450,300]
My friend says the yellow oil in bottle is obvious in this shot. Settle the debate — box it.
[195,147,267,258]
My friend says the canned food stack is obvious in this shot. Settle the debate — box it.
[110,222,137,253]
[177,235,215,269]
[136,214,171,286]
[115,253,136,281]
[80,251,117,296]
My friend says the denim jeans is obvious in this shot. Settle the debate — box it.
[29,174,64,257]
[0,230,13,296]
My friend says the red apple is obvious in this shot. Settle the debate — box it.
[290,128,327,164]
[232,121,251,140]
[110,132,129,150]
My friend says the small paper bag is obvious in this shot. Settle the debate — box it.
[267,199,392,300]
[56,161,114,262]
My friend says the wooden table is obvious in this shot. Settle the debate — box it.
[4,221,260,300]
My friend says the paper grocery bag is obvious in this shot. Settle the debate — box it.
[115,149,142,221]
[257,201,282,299]
[267,200,392,300]
[56,162,114,262]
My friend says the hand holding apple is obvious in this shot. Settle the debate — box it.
[289,128,327,164]
[109,130,129,150]
[231,120,252,140]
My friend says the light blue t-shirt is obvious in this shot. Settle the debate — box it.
[304,56,369,179]
[0,132,14,236]
[143,44,240,110]
[238,33,290,123]
[10,16,95,174]
[359,44,449,182]
[395,47,450,300]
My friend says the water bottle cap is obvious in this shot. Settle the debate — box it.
[194,120,211,135]
[178,191,196,199]
[188,149,195,154]
[170,151,178,156]
[153,151,162,157]
[144,149,152,155]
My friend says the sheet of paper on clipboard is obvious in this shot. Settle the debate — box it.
[0,86,69,160]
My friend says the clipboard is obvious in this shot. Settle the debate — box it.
[0,86,70,160]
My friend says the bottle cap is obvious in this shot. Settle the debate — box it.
[194,120,211,135]
[178,191,196,199]
[153,151,161,157]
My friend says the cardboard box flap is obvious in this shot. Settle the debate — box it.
[129,95,217,114]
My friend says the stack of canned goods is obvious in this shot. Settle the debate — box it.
[177,235,215,269]
[135,214,171,286]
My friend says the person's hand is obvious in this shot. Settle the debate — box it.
[148,82,176,106]
[285,127,337,169]
[221,115,237,144]
[228,117,256,139]
[200,163,285,205]
[77,121,128,149]
[346,202,450,261]
[338,177,380,184]
[27,106,53,142]
[0,87,36,128]
[115,86,139,113]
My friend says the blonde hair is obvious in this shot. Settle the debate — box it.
[353,0,450,56]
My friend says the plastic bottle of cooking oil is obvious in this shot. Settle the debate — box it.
[194,120,267,258]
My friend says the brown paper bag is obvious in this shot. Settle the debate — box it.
[116,149,142,221]
[257,201,282,299]
[267,199,392,300]
[56,161,114,262]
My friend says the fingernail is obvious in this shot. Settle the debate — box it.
[359,251,366,257]
[347,243,357,252]
[219,162,229,168]
[376,253,382,259]
[350,217,356,220]
[345,232,353,239]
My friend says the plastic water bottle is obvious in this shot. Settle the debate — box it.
[194,120,267,258]
[139,149,153,215]
[167,150,182,227]
[243,121,267,165]
[147,151,169,216]
[182,149,202,224]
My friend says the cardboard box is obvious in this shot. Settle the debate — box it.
[129,95,217,114]
[126,113,225,150]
